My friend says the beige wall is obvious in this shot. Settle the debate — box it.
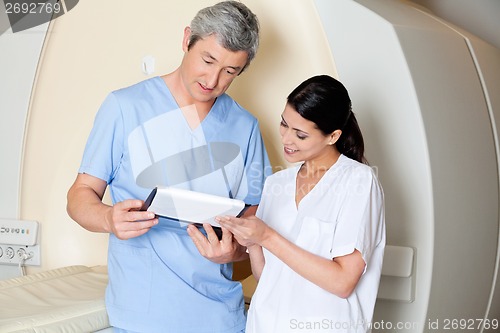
[20,0,336,272]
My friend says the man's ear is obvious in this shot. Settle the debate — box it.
[182,26,191,52]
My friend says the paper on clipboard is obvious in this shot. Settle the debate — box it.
[142,186,248,227]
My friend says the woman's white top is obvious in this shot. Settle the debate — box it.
[247,155,385,333]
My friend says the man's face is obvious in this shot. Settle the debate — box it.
[179,28,248,104]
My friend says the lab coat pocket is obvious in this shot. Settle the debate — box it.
[107,243,152,312]
[295,216,337,259]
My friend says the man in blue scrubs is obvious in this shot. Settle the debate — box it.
[66,2,271,332]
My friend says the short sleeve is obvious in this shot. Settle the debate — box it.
[78,92,124,184]
[330,166,385,267]
[255,173,273,221]
[242,121,272,205]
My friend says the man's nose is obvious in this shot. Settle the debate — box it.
[205,68,220,89]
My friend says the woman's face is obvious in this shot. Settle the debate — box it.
[279,104,337,164]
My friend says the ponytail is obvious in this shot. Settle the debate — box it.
[337,111,366,164]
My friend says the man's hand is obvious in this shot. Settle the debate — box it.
[187,223,248,264]
[106,199,158,240]
[67,173,157,238]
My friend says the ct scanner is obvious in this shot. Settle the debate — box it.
[1,0,499,332]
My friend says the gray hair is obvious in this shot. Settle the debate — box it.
[188,1,260,72]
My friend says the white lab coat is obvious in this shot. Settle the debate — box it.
[247,155,385,333]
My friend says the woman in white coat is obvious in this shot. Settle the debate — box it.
[217,75,386,333]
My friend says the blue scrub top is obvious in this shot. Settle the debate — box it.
[79,77,271,332]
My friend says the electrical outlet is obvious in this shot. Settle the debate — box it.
[0,219,39,245]
[0,219,40,266]
[0,244,40,266]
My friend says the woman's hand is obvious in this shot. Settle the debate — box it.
[215,215,270,247]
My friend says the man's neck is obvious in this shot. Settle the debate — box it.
[161,71,214,123]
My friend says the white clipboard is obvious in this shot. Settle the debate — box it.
[142,186,248,227]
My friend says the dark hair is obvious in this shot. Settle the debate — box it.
[287,75,366,163]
